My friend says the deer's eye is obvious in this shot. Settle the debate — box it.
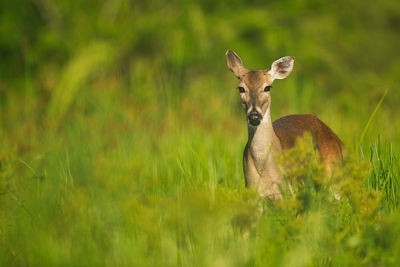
[264,85,272,92]
[238,86,245,93]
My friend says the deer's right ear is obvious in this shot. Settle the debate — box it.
[268,56,295,81]
[226,50,247,78]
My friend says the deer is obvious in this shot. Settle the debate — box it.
[226,50,345,200]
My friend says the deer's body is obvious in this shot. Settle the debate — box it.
[244,113,344,199]
[273,114,344,162]
[226,51,344,199]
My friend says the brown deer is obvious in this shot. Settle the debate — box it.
[226,50,344,199]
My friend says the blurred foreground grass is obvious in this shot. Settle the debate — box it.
[1,0,400,266]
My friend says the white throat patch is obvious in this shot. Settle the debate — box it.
[261,107,270,124]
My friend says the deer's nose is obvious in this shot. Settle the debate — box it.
[248,112,262,126]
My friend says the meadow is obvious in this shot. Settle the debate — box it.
[1,0,400,266]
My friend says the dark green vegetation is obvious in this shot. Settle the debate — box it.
[1,0,400,266]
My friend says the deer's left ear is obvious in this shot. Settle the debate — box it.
[226,50,248,78]
[268,56,295,81]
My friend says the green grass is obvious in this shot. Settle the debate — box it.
[1,94,400,266]
[1,0,400,266]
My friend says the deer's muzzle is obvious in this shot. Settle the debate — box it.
[248,112,262,126]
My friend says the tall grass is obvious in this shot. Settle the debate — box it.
[1,129,399,266]
[366,139,400,211]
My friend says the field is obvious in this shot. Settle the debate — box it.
[1,0,400,266]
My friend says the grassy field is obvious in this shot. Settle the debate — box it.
[1,0,400,266]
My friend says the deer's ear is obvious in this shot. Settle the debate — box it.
[226,50,248,78]
[268,56,295,81]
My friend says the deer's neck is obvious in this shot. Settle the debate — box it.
[245,108,283,199]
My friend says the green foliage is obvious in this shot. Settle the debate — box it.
[1,0,400,266]
[367,139,400,211]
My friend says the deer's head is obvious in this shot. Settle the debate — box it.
[226,50,294,127]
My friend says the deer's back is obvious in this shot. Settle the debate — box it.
[272,114,345,162]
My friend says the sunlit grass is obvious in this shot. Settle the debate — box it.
[1,98,400,266]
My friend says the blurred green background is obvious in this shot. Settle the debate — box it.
[1,0,400,266]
